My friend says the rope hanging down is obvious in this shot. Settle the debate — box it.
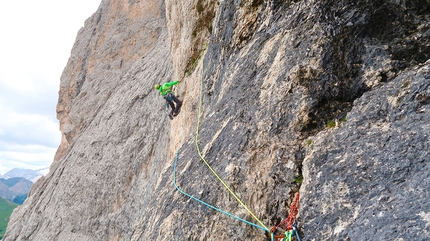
[173,109,266,231]
[173,147,268,231]
[173,85,266,231]
[194,55,269,231]
[172,44,301,239]
[172,46,270,233]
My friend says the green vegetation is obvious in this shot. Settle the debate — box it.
[0,197,19,239]
[340,116,347,123]
[196,2,204,13]
[187,0,215,77]
[306,139,312,146]
[184,44,208,79]
[294,174,303,184]
[327,120,336,128]
[251,0,263,7]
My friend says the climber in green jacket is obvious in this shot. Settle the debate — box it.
[154,80,182,119]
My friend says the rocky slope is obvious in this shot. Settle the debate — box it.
[0,178,32,205]
[5,0,430,240]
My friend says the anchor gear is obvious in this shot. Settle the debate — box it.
[269,193,301,240]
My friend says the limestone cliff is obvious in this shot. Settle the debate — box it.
[5,0,430,240]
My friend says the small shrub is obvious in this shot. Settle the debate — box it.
[306,139,312,146]
[251,0,263,7]
[294,174,303,184]
[327,120,336,128]
[340,116,347,122]
[196,3,204,13]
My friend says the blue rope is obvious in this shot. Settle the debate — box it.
[173,149,269,232]
[294,228,301,241]
[296,231,301,241]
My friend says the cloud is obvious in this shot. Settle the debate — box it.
[0,145,57,174]
[0,105,61,148]
[0,100,60,175]
[0,74,58,122]
[0,0,101,174]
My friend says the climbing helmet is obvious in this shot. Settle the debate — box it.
[154,84,160,90]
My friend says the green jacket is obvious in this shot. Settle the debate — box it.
[158,81,178,96]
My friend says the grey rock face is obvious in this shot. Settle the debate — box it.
[300,62,430,240]
[4,0,430,240]
[5,0,174,240]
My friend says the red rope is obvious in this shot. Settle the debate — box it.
[285,193,300,230]
[271,193,300,234]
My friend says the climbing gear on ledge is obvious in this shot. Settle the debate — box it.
[269,193,301,241]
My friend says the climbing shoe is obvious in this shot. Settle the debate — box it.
[168,113,174,120]
[173,108,181,117]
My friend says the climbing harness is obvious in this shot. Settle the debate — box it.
[163,92,173,101]
[269,193,301,241]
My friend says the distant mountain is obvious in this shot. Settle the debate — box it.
[0,168,49,205]
[0,196,19,240]
[0,177,32,205]
[1,168,49,183]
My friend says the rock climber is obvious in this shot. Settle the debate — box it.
[154,80,182,119]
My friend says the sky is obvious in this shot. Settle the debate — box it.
[0,0,101,175]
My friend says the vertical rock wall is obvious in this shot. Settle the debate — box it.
[5,0,430,240]
[5,0,175,240]
[300,62,430,240]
